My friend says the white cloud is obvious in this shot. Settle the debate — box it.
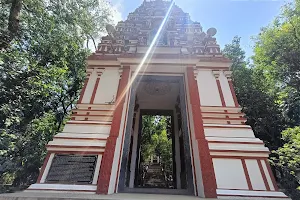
[87,0,123,52]
[109,0,124,25]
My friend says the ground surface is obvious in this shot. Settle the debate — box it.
[0,192,207,200]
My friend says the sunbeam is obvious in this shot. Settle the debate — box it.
[114,0,175,109]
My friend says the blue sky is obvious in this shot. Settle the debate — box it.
[108,0,289,57]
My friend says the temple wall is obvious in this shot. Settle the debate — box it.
[218,72,235,107]
[94,68,120,104]
[28,67,126,194]
[192,68,286,199]
[184,72,205,197]
[81,70,97,103]
[196,70,222,106]
[213,158,249,189]
[29,64,288,199]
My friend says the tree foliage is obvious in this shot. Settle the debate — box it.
[0,0,111,192]
[140,115,172,171]
[223,1,300,197]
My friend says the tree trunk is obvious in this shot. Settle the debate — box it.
[0,0,23,50]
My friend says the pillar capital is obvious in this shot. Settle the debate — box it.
[86,67,105,77]
[223,70,233,80]
[212,70,221,79]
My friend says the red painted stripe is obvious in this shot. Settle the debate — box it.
[264,159,279,191]
[184,75,198,196]
[228,80,239,107]
[241,159,253,190]
[37,153,51,183]
[216,79,226,107]
[97,66,130,194]
[187,67,217,198]
[90,77,101,104]
[114,79,131,193]
[257,159,271,191]
[77,77,90,104]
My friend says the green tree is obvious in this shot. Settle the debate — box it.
[223,34,299,199]
[223,36,285,151]
[272,127,300,197]
[0,0,111,192]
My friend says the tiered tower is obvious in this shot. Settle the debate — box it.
[28,1,289,199]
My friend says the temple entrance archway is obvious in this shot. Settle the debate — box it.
[118,75,194,195]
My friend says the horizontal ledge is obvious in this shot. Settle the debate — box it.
[217,189,288,198]
[46,145,105,149]
[204,125,252,129]
[48,151,103,155]
[53,136,107,141]
[210,149,270,154]
[66,121,112,125]
[202,111,243,115]
[203,117,246,120]
[72,114,113,117]
[208,141,264,145]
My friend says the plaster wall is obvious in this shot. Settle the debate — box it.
[196,70,222,106]
[246,159,266,190]
[213,158,248,190]
[94,68,120,104]
[82,70,97,103]
[261,160,276,191]
[218,72,235,106]
[204,128,255,138]
[63,124,111,134]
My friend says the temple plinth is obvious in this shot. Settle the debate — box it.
[28,1,289,199]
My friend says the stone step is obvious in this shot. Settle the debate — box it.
[0,192,290,200]
[0,192,207,200]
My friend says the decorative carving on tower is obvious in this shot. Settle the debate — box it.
[97,0,221,56]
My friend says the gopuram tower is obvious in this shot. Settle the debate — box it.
[28,0,289,199]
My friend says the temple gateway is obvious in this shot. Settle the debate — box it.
[28,0,288,199]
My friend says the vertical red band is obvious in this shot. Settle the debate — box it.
[216,79,226,107]
[241,159,253,190]
[264,159,279,191]
[228,79,239,107]
[77,77,90,104]
[37,153,51,183]
[96,66,130,194]
[187,67,217,198]
[90,77,100,104]
[257,159,271,191]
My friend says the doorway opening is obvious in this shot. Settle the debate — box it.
[135,113,175,189]
[118,75,194,195]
